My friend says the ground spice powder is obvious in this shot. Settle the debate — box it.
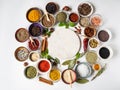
[27,8,42,22]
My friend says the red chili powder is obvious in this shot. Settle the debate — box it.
[69,13,79,22]
[28,39,39,51]
[38,60,50,72]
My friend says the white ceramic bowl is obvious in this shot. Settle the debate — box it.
[97,29,112,43]
[90,14,103,27]
[97,46,113,63]
[78,2,94,17]
[37,59,52,74]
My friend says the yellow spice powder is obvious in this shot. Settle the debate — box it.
[27,9,41,22]
[49,69,61,81]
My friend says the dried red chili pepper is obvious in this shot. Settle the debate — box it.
[83,38,89,52]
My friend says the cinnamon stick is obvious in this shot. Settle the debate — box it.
[39,77,53,85]
[41,37,48,52]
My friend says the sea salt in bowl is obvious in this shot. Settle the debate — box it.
[75,62,93,78]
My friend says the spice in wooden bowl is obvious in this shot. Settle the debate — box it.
[84,26,96,38]
[26,7,43,22]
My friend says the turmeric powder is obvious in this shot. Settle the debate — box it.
[49,69,61,81]
[27,8,42,22]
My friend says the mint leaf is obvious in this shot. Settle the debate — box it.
[69,21,76,27]
[59,22,66,26]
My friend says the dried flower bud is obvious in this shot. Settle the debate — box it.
[62,6,71,11]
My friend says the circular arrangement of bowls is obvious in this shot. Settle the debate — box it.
[14,1,113,85]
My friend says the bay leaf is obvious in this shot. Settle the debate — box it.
[68,60,76,69]
[76,78,89,84]
[75,52,81,60]
[62,60,72,65]
[54,58,60,64]
[75,52,85,60]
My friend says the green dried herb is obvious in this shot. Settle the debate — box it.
[47,55,60,65]
[54,58,60,64]
[76,78,89,84]
[62,60,72,65]
[42,28,54,37]
[62,52,85,69]
[68,21,76,27]
[68,59,77,69]
[59,22,66,26]
[75,52,85,59]
[40,49,49,58]
[91,64,106,81]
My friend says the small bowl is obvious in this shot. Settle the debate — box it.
[48,68,61,82]
[29,23,43,37]
[56,11,67,22]
[46,2,59,14]
[14,46,29,62]
[41,14,55,28]
[15,28,29,42]
[92,63,101,71]
[29,51,40,62]
[24,66,37,79]
[97,29,112,43]
[28,38,40,51]
[89,38,100,49]
[84,26,97,38]
[86,50,98,64]
[69,12,79,23]
[26,7,43,23]
[37,59,52,74]
[75,62,93,78]
[78,1,94,17]
[97,46,113,63]
[62,69,76,84]
[79,17,90,27]
[90,14,103,27]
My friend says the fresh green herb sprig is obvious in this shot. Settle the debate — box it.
[59,21,76,28]
[40,49,60,65]
[62,52,85,69]
[42,28,54,37]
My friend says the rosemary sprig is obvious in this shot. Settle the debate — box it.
[91,64,106,81]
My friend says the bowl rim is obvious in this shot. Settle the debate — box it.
[88,37,100,49]
[48,68,61,82]
[15,28,30,42]
[26,7,43,23]
[24,65,38,79]
[61,69,76,84]
[75,62,93,78]
[41,13,56,28]
[37,59,52,74]
[97,29,112,43]
[90,14,103,27]
[78,1,94,17]
[14,46,29,62]
[97,45,113,62]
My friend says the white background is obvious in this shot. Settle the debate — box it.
[0,0,120,90]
